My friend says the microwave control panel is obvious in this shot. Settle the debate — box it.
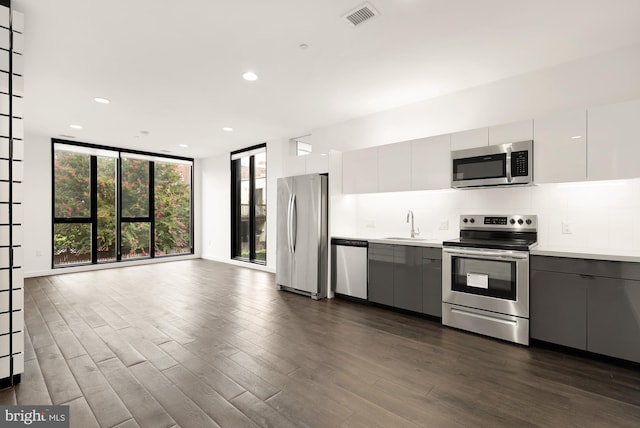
[511,151,529,177]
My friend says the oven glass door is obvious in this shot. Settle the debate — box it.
[451,256,516,300]
[452,153,507,181]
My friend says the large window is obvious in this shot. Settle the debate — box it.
[52,140,193,267]
[231,144,267,263]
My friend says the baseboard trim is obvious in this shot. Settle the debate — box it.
[201,255,276,273]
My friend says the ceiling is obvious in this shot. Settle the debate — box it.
[13,0,640,159]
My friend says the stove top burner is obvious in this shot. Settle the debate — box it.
[443,237,537,251]
[445,214,538,251]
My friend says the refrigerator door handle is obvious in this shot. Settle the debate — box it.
[291,193,297,252]
[287,194,293,253]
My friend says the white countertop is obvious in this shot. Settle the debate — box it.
[530,246,640,263]
[332,236,640,262]
[332,236,443,248]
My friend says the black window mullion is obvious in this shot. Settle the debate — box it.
[249,155,256,261]
[90,156,98,263]
[149,161,155,258]
[53,217,93,224]
[116,155,122,261]
[230,158,240,258]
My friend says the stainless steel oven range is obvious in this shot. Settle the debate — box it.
[442,214,537,345]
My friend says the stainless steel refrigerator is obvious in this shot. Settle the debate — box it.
[276,173,328,300]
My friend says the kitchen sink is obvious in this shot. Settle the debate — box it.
[384,237,430,241]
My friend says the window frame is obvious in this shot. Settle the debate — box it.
[51,139,194,268]
[230,143,267,265]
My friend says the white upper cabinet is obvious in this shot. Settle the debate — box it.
[534,109,587,183]
[450,127,488,151]
[411,134,451,190]
[378,141,412,192]
[342,147,378,194]
[588,99,640,181]
[489,119,533,145]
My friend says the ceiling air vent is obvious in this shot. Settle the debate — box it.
[343,3,379,27]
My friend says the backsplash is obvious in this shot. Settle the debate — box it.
[346,178,640,253]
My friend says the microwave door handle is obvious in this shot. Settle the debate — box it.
[506,144,514,183]
[506,145,513,183]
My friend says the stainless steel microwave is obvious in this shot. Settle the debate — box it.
[451,140,533,188]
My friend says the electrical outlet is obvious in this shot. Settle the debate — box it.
[439,220,449,230]
[561,222,572,234]
[365,220,376,229]
[35,250,42,257]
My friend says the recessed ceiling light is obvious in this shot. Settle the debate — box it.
[299,43,309,50]
[223,127,233,132]
[69,124,83,130]
[571,135,583,139]
[242,71,259,81]
[94,97,111,104]
[179,144,188,148]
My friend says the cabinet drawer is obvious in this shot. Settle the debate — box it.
[530,255,640,281]
[422,247,442,260]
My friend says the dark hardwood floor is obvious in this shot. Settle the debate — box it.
[1,259,640,427]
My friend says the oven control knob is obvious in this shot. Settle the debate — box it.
[510,219,516,225]
[518,218,524,225]
[463,218,468,223]
[526,219,532,225]
[469,218,475,223]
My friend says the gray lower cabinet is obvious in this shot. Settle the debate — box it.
[393,245,423,312]
[530,269,587,350]
[422,248,442,317]
[368,243,394,306]
[530,255,640,363]
[588,278,640,363]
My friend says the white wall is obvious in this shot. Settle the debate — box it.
[200,153,230,263]
[23,132,201,278]
[296,43,640,256]
[347,179,640,254]
[199,43,640,273]
[23,133,52,276]
[25,43,640,276]
[305,42,640,154]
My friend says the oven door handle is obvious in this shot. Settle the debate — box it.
[443,247,529,260]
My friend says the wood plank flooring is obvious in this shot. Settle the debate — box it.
[2,259,640,427]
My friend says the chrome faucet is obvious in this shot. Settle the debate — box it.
[407,210,420,238]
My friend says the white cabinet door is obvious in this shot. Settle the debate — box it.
[489,119,533,145]
[411,134,451,190]
[450,127,488,151]
[588,99,640,181]
[342,147,378,193]
[378,141,411,192]
[534,109,587,183]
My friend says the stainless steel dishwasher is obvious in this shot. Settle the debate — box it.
[331,238,368,300]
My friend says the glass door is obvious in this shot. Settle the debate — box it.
[451,256,516,300]
[231,144,267,264]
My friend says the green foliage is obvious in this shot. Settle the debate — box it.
[154,162,191,255]
[54,152,91,218]
[54,150,192,265]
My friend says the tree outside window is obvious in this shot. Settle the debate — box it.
[53,142,193,267]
